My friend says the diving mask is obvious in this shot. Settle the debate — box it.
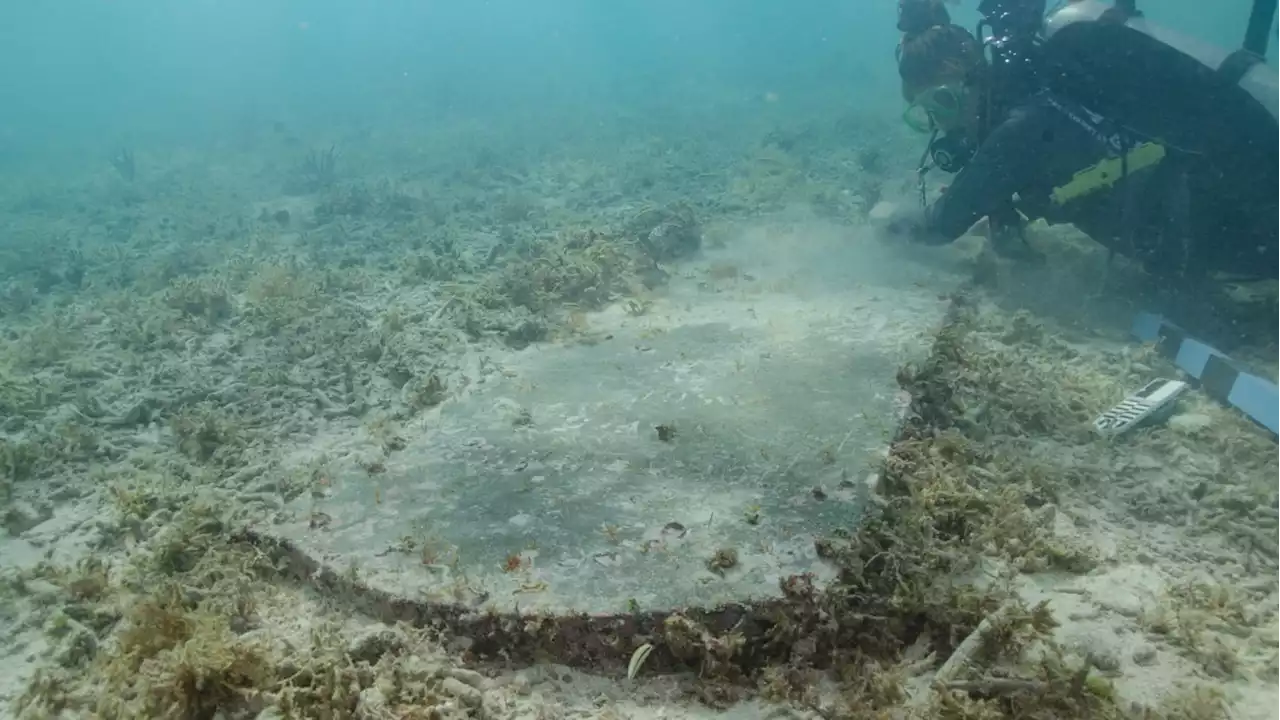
[902,84,967,134]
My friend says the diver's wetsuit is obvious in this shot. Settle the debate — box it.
[921,90,1198,274]
[920,89,1279,281]
[921,23,1280,280]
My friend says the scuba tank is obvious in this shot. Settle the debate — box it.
[1044,0,1277,121]
[1037,0,1278,278]
[1028,0,1276,279]
[1038,0,1276,166]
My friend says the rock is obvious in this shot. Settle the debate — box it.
[507,672,533,695]
[504,320,548,350]
[356,686,389,715]
[868,201,897,221]
[237,492,282,509]
[444,667,488,690]
[1090,648,1121,672]
[441,677,484,707]
[48,484,86,503]
[1131,454,1162,470]
[23,579,62,604]
[1132,645,1158,666]
[346,627,406,665]
[1168,413,1213,434]
[4,500,52,536]
[628,205,701,262]
[446,635,475,654]
[250,477,280,494]
[118,398,158,427]
[480,690,506,718]
[51,619,98,668]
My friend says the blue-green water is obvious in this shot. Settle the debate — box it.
[0,2,1275,718]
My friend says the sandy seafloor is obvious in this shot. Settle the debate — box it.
[0,110,1276,719]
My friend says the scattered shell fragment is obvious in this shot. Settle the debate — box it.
[627,643,654,680]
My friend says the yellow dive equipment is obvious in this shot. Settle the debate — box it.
[1050,141,1166,205]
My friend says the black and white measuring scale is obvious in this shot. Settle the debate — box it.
[1093,378,1189,437]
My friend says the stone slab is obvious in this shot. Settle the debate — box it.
[265,225,964,615]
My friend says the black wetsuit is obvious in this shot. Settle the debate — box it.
[921,91,1198,274]
[920,27,1279,281]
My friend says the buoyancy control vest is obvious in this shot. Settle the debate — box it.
[1039,0,1277,187]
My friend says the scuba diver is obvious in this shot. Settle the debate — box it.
[884,0,1279,296]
